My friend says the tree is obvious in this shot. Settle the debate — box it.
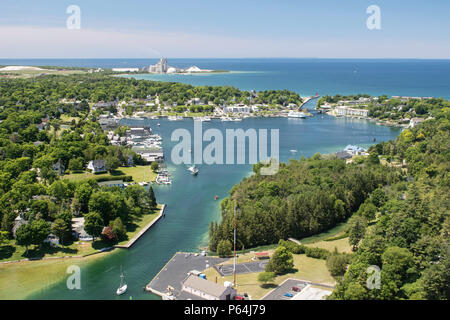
[31,219,51,248]
[0,231,8,244]
[74,182,93,213]
[265,246,294,275]
[84,211,104,241]
[348,215,368,251]
[148,186,157,208]
[51,218,70,247]
[111,217,127,241]
[106,156,120,173]
[216,239,232,257]
[16,224,33,254]
[326,249,350,277]
[68,157,83,172]
[357,201,377,221]
[48,180,68,202]
[370,188,387,208]
[150,161,159,173]
[257,272,275,286]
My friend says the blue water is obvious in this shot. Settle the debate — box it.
[1,58,433,299]
[26,100,401,300]
[1,58,450,98]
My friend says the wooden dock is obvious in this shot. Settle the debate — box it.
[114,204,166,249]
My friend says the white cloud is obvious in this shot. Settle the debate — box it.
[0,26,448,58]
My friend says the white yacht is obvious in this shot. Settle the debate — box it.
[221,116,232,122]
[116,267,127,296]
[188,166,199,175]
[288,111,306,118]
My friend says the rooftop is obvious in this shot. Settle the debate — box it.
[183,274,228,298]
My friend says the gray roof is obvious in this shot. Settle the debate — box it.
[183,275,228,297]
[334,151,352,159]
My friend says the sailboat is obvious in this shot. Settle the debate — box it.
[188,165,199,175]
[116,266,127,295]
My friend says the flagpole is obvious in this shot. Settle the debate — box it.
[233,199,237,286]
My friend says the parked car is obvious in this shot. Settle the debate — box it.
[284,293,293,297]
[234,295,245,300]
[292,286,300,292]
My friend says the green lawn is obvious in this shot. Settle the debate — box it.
[62,165,157,183]
[0,68,86,79]
[0,239,98,263]
[60,115,80,124]
[203,252,335,300]
[116,204,162,246]
[0,252,107,300]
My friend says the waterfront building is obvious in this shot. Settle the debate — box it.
[344,145,367,156]
[409,117,425,128]
[148,58,169,73]
[335,106,369,117]
[111,68,139,72]
[223,104,250,114]
[181,274,237,300]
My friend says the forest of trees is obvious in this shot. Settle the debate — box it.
[210,99,449,300]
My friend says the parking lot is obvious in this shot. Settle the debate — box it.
[261,279,310,300]
[215,261,268,276]
[146,252,228,298]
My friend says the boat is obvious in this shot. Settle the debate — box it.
[188,166,199,175]
[290,149,298,154]
[220,116,232,122]
[201,116,211,122]
[288,111,306,118]
[233,118,242,122]
[116,267,127,296]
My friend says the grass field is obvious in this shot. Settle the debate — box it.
[116,204,162,246]
[202,234,351,299]
[202,252,335,300]
[62,165,157,183]
[60,115,81,124]
[0,252,108,300]
[0,68,86,79]
[304,237,352,253]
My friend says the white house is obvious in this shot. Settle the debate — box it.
[87,160,107,173]
[335,106,369,117]
[181,275,237,300]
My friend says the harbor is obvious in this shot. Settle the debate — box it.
[25,113,402,300]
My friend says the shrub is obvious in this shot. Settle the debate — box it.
[265,246,294,275]
[304,247,331,260]
[216,239,232,257]
[278,239,306,254]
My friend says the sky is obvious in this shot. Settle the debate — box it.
[0,0,449,59]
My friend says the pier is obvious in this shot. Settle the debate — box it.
[145,252,228,299]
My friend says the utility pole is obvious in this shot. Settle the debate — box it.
[233,198,237,286]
